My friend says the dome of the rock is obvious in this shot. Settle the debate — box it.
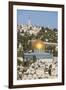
[32,39,45,50]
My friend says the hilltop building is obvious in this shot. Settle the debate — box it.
[24,40,53,62]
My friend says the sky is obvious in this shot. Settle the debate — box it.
[17,9,58,29]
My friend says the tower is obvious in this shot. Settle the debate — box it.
[28,16,32,29]
[28,16,31,25]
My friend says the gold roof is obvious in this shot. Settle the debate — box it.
[32,39,45,50]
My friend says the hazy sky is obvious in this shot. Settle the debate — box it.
[17,9,58,29]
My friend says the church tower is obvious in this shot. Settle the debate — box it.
[28,16,31,25]
[28,16,32,29]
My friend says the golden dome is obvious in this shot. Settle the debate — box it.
[32,39,45,50]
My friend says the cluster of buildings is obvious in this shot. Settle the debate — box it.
[17,57,58,80]
[17,17,58,61]
[17,24,41,36]
[17,18,58,80]
[17,17,42,36]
